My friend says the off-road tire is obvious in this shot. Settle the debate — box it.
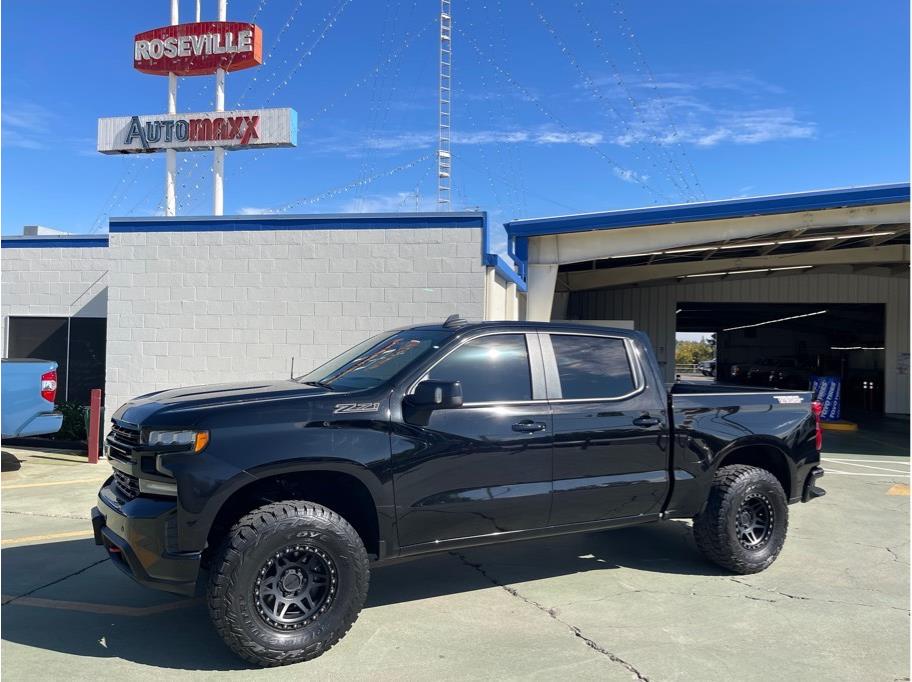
[693,465,788,574]
[207,501,370,667]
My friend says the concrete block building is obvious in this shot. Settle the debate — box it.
[2,212,523,412]
[2,184,908,417]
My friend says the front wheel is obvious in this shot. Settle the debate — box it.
[207,501,370,667]
[693,465,789,574]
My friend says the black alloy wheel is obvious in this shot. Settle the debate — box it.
[734,493,774,550]
[254,545,337,630]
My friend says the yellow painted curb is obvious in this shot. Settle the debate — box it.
[1,529,94,546]
[821,421,859,432]
[1,478,105,490]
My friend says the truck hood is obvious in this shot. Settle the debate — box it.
[112,380,334,425]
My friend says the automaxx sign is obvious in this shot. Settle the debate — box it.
[97,108,297,153]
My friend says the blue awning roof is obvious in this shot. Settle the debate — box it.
[504,183,910,239]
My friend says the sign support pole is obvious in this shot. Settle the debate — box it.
[165,0,179,217]
[213,0,228,216]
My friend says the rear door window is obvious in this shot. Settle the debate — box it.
[427,334,532,403]
[550,335,636,400]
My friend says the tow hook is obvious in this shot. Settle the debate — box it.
[802,466,826,502]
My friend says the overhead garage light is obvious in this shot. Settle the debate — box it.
[770,265,815,271]
[777,236,835,244]
[723,309,828,332]
[720,241,776,249]
[664,246,717,254]
[605,230,894,261]
[836,231,894,240]
[681,265,813,279]
[831,346,885,351]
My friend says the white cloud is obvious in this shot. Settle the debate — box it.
[238,206,279,215]
[2,101,101,155]
[613,168,650,184]
[338,192,438,213]
[2,101,55,150]
[613,101,815,148]
[309,126,606,155]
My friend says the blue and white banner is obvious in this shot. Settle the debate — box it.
[811,375,841,421]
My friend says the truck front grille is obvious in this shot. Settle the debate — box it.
[111,423,141,446]
[113,470,140,500]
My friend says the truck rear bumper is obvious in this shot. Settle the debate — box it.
[802,466,826,502]
[92,480,200,596]
[13,411,63,438]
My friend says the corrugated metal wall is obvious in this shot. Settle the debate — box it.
[566,272,910,414]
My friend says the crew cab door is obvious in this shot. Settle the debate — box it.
[391,332,553,548]
[542,332,670,525]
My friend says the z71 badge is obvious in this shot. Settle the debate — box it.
[333,402,380,414]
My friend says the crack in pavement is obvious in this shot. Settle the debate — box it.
[2,509,88,521]
[728,577,910,612]
[451,551,650,681]
[1,558,110,607]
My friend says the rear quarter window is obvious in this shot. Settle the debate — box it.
[551,334,636,400]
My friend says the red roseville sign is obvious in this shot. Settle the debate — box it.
[134,21,263,76]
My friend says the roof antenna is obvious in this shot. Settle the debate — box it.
[443,313,468,328]
[290,356,295,380]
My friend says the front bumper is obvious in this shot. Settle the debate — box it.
[92,477,201,596]
[802,466,826,502]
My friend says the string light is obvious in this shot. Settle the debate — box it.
[456,23,670,203]
[274,153,433,213]
[528,0,696,202]
[607,0,706,199]
[572,0,705,201]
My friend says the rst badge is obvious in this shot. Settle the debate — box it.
[333,403,381,414]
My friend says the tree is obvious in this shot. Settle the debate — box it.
[676,339,715,366]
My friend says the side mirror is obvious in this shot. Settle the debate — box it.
[407,380,463,410]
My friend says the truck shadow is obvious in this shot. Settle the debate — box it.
[1,450,22,472]
[1,521,721,671]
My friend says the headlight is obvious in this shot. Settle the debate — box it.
[146,429,209,453]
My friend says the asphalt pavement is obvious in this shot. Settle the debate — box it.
[1,422,908,681]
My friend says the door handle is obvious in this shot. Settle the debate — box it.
[512,420,547,433]
[632,415,661,427]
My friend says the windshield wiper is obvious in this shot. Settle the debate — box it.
[300,380,334,390]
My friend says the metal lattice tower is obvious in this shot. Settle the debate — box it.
[437,0,452,209]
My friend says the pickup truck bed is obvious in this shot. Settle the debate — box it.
[667,383,820,516]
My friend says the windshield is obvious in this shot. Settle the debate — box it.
[296,330,450,391]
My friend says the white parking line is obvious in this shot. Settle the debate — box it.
[821,455,910,463]
[825,469,910,477]
[821,457,910,466]
[822,459,911,475]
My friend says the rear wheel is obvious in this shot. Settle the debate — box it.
[693,465,788,574]
[207,501,369,667]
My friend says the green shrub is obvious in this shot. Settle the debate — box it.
[53,401,88,441]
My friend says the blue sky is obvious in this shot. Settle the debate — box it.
[2,0,909,253]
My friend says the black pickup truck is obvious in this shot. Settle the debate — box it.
[92,318,825,666]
